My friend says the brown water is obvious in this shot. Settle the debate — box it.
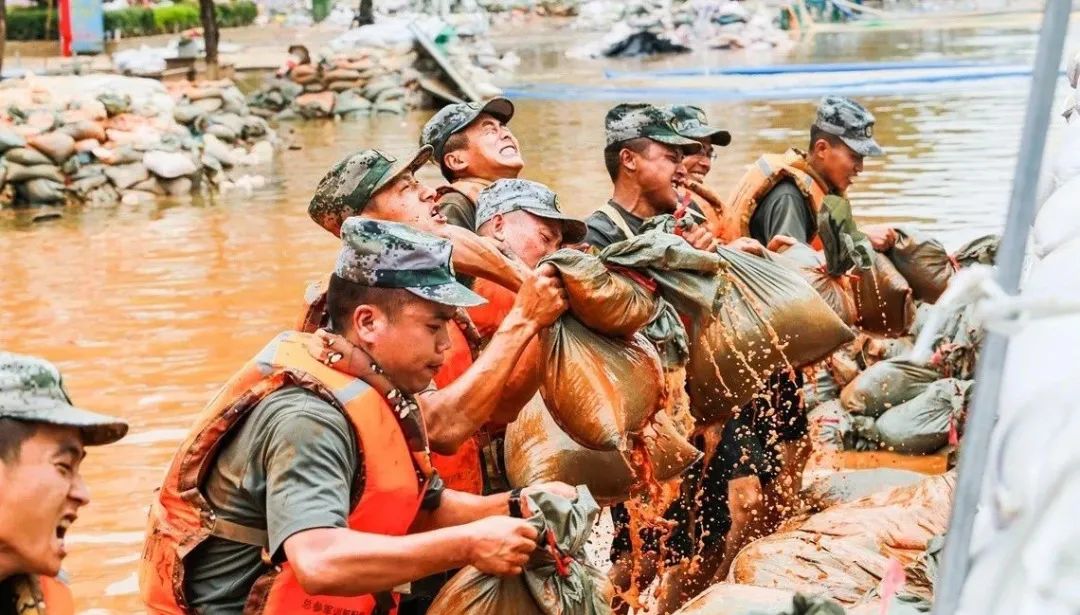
[0,21,1077,613]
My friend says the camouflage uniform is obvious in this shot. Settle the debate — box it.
[475,178,588,244]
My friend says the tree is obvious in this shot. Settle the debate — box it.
[199,0,219,79]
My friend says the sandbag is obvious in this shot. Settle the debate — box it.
[289,63,319,85]
[428,486,612,615]
[505,395,700,505]
[888,228,956,303]
[840,357,941,417]
[952,234,999,267]
[853,253,916,337]
[804,469,926,510]
[131,176,166,196]
[294,91,336,118]
[333,90,372,116]
[5,162,64,184]
[161,176,194,197]
[768,242,857,325]
[1033,173,1080,259]
[16,178,66,204]
[58,120,107,144]
[143,150,197,179]
[540,249,658,336]
[4,146,53,166]
[731,473,954,605]
[540,316,663,450]
[803,364,840,408]
[806,399,879,453]
[324,67,363,82]
[827,346,861,388]
[104,162,150,190]
[304,83,328,94]
[329,80,364,93]
[97,92,131,116]
[854,333,913,368]
[0,130,26,153]
[876,378,971,454]
[672,584,799,615]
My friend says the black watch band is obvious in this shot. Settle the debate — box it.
[508,488,523,518]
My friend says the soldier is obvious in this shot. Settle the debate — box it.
[419,98,522,231]
[0,353,129,614]
[140,219,573,614]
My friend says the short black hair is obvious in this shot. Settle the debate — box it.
[0,418,38,464]
[439,131,470,182]
[809,125,846,152]
[325,273,417,333]
[603,137,654,182]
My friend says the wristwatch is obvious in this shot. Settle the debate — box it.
[508,488,524,518]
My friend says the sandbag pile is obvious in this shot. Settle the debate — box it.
[567,0,789,58]
[248,46,424,120]
[0,75,276,208]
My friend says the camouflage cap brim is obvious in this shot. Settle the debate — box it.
[406,282,487,307]
[0,398,129,446]
[644,128,704,153]
[523,206,588,244]
[681,126,732,146]
[372,145,433,197]
[840,135,884,157]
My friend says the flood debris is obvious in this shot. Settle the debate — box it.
[0,75,277,209]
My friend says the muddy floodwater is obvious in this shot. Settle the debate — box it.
[1,20,1078,613]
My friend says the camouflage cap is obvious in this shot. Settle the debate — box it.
[475,179,587,244]
[0,353,128,446]
[604,103,701,151]
[309,146,433,235]
[813,96,884,157]
[667,105,731,146]
[336,218,486,307]
[419,97,515,164]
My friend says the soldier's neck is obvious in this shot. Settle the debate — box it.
[611,181,666,220]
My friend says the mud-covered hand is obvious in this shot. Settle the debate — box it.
[682,223,718,252]
[766,235,798,253]
[522,481,577,503]
[464,516,540,576]
[511,263,568,330]
[726,236,766,256]
[863,224,898,252]
[307,329,373,378]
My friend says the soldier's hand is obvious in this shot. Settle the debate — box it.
[464,516,539,576]
[682,223,718,252]
[513,263,568,330]
[726,237,766,256]
[863,224,898,252]
[766,235,798,253]
[522,481,578,504]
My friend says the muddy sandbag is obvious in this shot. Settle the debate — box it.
[505,396,700,505]
[0,130,26,153]
[840,357,941,417]
[324,67,363,82]
[888,228,956,303]
[428,486,612,615]
[294,91,336,118]
[4,146,53,166]
[818,195,874,276]
[172,104,203,125]
[143,150,197,179]
[97,92,131,117]
[804,364,840,408]
[69,174,109,197]
[853,253,916,337]
[131,176,166,196]
[161,176,194,197]
[540,316,663,451]
[192,98,224,115]
[827,346,861,387]
[104,162,150,190]
[876,378,970,454]
[540,249,658,336]
[953,234,999,267]
[334,90,372,116]
[57,120,107,144]
[672,584,800,615]
[5,162,64,184]
[804,469,926,510]
[289,64,319,85]
[768,242,857,325]
[854,333,913,368]
[16,178,66,204]
[731,473,954,605]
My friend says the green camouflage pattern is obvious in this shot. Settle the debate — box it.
[604,103,701,150]
[336,218,486,307]
[419,97,515,162]
[0,352,128,446]
[667,105,732,146]
[814,96,884,157]
[474,178,587,243]
[308,146,432,234]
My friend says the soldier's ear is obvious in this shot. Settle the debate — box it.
[444,151,469,175]
[619,147,637,173]
[491,214,507,242]
[352,305,381,342]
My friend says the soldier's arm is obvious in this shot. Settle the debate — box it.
[439,224,531,292]
[748,182,814,245]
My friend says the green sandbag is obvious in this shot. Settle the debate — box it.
[953,234,999,267]
[5,162,64,184]
[853,253,916,337]
[5,147,53,166]
[173,104,203,125]
[840,358,941,417]
[817,195,873,276]
[804,469,926,510]
[505,396,700,505]
[540,249,658,337]
[540,316,663,451]
[875,378,971,454]
[97,92,131,117]
[428,486,613,615]
[804,366,841,408]
[888,228,956,303]
[0,130,26,153]
[854,332,913,368]
[16,178,66,204]
[642,300,691,369]
[333,89,373,116]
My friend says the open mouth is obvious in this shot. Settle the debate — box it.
[499,144,518,156]
[55,515,75,553]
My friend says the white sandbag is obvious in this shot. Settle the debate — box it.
[1033,173,1080,259]
[143,150,197,179]
[1037,110,1080,205]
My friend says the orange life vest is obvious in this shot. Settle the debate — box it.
[467,277,517,340]
[138,331,430,615]
[7,575,75,615]
[722,148,832,248]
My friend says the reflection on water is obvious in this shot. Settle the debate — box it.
[0,22,1076,612]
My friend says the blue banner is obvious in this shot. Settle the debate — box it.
[70,0,104,54]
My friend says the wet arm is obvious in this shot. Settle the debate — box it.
[409,488,513,533]
[489,336,542,426]
[440,224,530,292]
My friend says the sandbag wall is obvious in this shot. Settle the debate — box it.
[0,75,276,208]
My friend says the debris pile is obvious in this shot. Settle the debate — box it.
[0,75,276,209]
